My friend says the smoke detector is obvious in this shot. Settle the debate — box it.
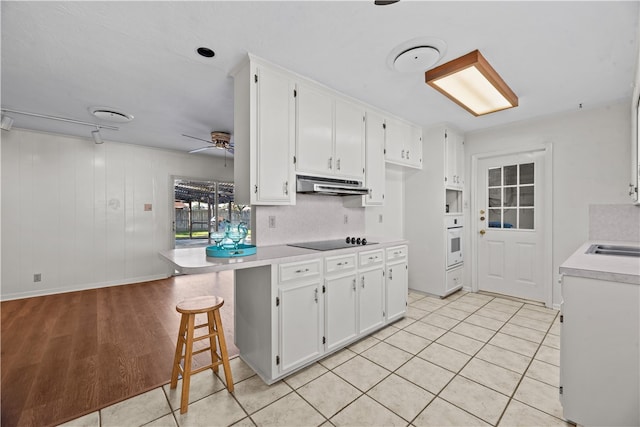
[89,107,134,123]
[387,37,447,73]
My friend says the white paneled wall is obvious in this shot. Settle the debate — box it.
[1,129,232,300]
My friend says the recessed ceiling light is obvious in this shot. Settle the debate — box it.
[197,47,215,58]
[89,107,133,123]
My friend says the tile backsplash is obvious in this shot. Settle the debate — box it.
[253,194,365,246]
[589,204,640,242]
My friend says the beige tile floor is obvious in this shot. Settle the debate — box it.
[59,291,569,427]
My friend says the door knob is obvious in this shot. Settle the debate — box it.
[480,209,485,215]
[479,229,486,235]
[480,216,485,221]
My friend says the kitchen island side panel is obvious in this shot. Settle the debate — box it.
[235,266,276,382]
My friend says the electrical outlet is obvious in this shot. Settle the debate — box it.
[379,214,383,223]
[344,214,349,224]
[268,215,276,228]
[34,273,41,282]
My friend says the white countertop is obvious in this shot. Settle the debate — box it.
[559,241,640,285]
[159,237,409,275]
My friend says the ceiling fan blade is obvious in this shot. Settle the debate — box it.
[188,146,216,154]
[182,133,211,144]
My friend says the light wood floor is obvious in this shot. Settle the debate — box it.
[1,272,237,427]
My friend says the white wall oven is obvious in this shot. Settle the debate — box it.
[446,215,464,268]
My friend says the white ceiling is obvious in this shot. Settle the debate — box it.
[1,1,638,158]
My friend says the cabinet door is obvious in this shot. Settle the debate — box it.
[334,98,365,180]
[405,124,423,169]
[325,273,358,351]
[296,84,334,175]
[365,111,385,205]
[255,66,295,204]
[384,116,408,165]
[358,268,385,335]
[445,128,464,188]
[386,261,408,323]
[279,281,323,373]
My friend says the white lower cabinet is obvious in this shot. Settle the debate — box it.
[445,265,463,294]
[386,245,408,323]
[358,268,385,335]
[325,272,358,351]
[358,249,385,335]
[278,280,323,373]
[235,244,408,385]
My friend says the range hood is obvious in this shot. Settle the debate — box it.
[296,175,370,196]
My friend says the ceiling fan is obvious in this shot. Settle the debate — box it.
[182,131,234,154]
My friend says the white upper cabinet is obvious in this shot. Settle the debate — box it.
[444,127,464,188]
[296,83,365,181]
[296,83,334,176]
[233,57,295,205]
[364,111,385,205]
[385,117,423,169]
[344,110,385,208]
[334,98,365,179]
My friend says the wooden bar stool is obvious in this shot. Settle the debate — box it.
[170,295,234,413]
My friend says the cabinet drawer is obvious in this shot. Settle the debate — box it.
[279,259,321,283]
[359,249,384,268]
[325,254,356,274]
[446,267,463,292]
[386,245,407,261]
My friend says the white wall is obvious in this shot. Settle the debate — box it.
[464,101,632,307]
[1,129,233,300]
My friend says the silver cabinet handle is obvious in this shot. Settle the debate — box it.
[401,149,405,159]
[337,158,341,170]
[406,150,410,159]
[328,157,333,169]
[361,276,365,288]
[352,278,356,291]
[314,288,318,303]
[283,181,289,195]
[389,268,393,280]
[295,268,310,273]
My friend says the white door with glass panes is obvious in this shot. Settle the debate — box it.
[476,151,547,302]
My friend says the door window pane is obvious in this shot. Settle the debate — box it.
[504,165,518,185]
[520,208,534,229]
[489,188,502,207]
[488,168,502,186]
[488,209,501,228]
[504,187,517,207]
[520,163,534,184]
[519,186,534,207]
[503,209,517,228]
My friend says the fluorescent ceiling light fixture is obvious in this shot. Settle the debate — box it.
[425,50,518,116]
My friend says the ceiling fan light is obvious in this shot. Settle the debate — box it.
[426,50,518,116]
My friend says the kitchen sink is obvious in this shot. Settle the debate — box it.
[586,244,640,257]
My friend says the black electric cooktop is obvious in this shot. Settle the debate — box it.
[288,237,377,251]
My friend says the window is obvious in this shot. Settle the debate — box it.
[174,179,251,247]
[488,163,534,230]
